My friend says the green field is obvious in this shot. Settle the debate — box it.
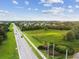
[24,30,68,46]
[24,29,79,59]
[0,24,19,59]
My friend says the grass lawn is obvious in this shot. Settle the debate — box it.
[24,29,68,47]
[0,24,19,59]
[23,29,79,59]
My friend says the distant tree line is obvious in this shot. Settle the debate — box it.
[16,21,79,41]
[16,21,73,31]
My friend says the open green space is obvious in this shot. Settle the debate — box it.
[24,29,79,59]
[24,29,68,47]
[0,24,19,59]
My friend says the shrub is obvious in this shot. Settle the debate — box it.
[55,44,74,55]
[64,31,75,41]
[38,45,47,50]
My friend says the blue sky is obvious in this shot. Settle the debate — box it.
[0,0,79,21]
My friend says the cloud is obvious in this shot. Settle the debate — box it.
[0,10,9,13]
[42,7,65,15]
[15,6,24,8]
[43,3,52,7]
[25,13,79,21]
[0,9,78,21]
[40,0,64,4]
[12,0,18,4]
[76,0,79,2]
[68,5,72,8]
[40,0,64,8]
[0,10,11,21]
[28,8,31,10]
[42,7,75,17]
[34,8,38,11]
[25,1,29,5]
[76,5,79,8]
[0,10,4,12]
[0,10,22,21]
[67,9,74,13]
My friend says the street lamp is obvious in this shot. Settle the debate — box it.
[47,43,49,59]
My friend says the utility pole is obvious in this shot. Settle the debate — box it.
[65,49,68,59]
[53,44,55,59]
[48,43,49,59]
[47,43,49,59]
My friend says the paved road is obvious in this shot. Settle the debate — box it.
[13,24,38,59]
[73,52,79,59]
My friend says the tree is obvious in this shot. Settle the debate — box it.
[0,24,8,44]
[72,25,79,39]
[65,30,75,41]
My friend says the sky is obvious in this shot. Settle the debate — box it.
[0,0,79,21]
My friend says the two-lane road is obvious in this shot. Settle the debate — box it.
[13,24,38,59]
